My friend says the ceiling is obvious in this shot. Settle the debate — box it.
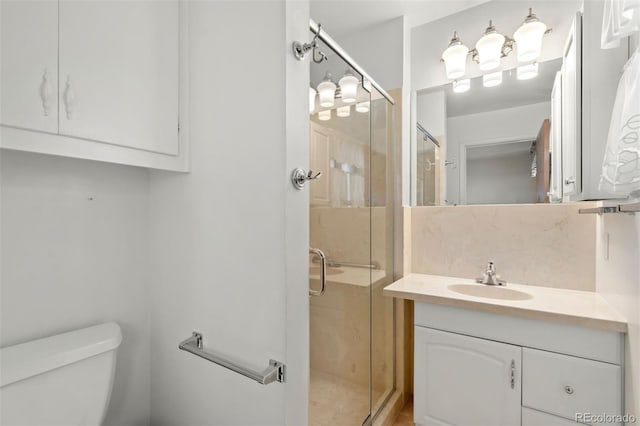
[310,0,491,39]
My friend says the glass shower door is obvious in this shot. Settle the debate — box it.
[308,50,372,426]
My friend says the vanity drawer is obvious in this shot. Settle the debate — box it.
[522,348,622,424]
[522,407,580,426]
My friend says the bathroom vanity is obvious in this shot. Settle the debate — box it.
[384,274,627,426]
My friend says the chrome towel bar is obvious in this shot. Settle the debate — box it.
[178,332,285,385]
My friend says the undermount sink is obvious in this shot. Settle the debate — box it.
[447,284,532,301]
[309,266,344,276]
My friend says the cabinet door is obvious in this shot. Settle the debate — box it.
[58,0,179,155]
[414,327,522,426]
[0,0,58,133]
[549,71,563,202]
[561,12,582,200]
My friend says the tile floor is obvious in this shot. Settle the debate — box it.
[391,398,413,426]
[309,370,384,426]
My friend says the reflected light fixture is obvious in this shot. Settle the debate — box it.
[483,71,502,87]
[441,31,469,79]
[452,79,470,93]
[317,72,336,107]
[513,8,548,62]
[337,105,350,117]
[309,87,316,113]
[318,109,331,121]
[517,62,539,80]
[475,21,506,71]
[355,101,370,113]
[338,70,359,103]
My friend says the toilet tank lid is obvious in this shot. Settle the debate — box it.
[0,322,122,388]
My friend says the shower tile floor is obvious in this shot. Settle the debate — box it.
[309,370,383,426]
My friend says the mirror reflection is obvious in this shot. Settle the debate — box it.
[417,59,561,205]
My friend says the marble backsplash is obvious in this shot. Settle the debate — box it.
[409,203,598,291]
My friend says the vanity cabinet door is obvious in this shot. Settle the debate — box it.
[0,0,59,133]
[58,0,180,155]
[414,327,522,426]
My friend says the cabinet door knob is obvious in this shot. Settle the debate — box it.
[564,385,574,395]
[39,68,53,116]
[565,177,576,185]
[63,75,77,119]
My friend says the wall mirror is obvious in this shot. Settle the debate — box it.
[410,0,627,206]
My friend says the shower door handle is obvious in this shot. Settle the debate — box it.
[309,247,326,296]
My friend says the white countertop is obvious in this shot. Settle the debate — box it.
[383,273,627,333]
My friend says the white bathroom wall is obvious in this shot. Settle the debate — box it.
[147,1,309,425]
[466,151,537,205]
[336,16,405,91]
[446,102,549,204]
[0,150,151,426]
[596,215,640,418]
[411,0,581,91]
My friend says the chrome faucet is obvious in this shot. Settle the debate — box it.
[476,261,506,286]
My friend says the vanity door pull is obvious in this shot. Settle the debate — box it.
[39,68,53,116]
[510,359,516,389]
[564,385,574,395]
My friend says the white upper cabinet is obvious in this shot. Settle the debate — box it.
[58,1,179,155]
[0,0,188,171]
[1,1,59,133]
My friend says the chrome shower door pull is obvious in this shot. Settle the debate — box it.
[309,247,326,296]
[292,168,322,190]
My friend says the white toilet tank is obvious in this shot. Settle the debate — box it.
[0,322,122,426]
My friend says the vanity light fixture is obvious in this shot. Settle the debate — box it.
[338,70,359,103]
[475,21,508,71]
[517,62,539,80]
[337,105,351,117]
[441,9,549,81]
[317,72,337,107]
[442,31,470,79]
[318,109,331,121]
[452,78,470,93]
[513,8,548,62]
[482,70,502,87]
[309,87,317,113]
[355,101,370,113]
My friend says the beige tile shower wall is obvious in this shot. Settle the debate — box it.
[310,206,387,268]
[410,203,598,291]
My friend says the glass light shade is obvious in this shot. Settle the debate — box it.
[355,101,370,113]
[337,106,350,117]
[317,73,336,108]
[338,71,359,103]
[483,71,502,87]
[452,79,470,93]
[513,20,547,62]
[475,31,505,71]
[442,43,469,80]
[318,109,331,121]
[309,87,316,113]
[517,62,538,80]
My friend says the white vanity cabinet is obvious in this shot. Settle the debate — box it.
[414,303,624,426]
[414,327,522,426]
[0,0,188,171]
